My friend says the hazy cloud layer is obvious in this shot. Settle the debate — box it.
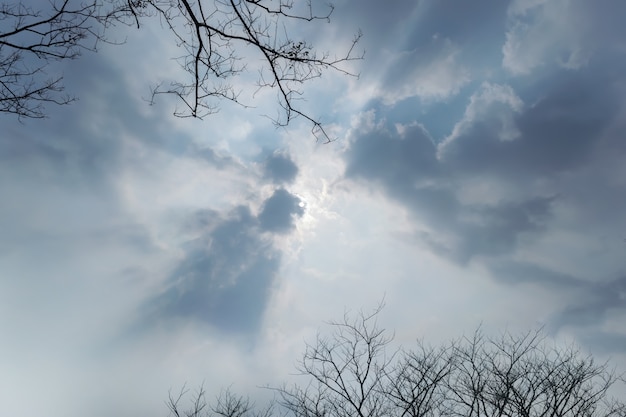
[2,1,626,416]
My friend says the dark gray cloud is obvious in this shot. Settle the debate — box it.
[345,120,556,263]
[578,330,626,355]
[346,49,626,261]
[331,0,506,57]
[329,0,419,51]
[151,206,280,334]
[147,188,303,333]
[258,188,304,234]
[190,144,238,169]
[326,0,510,113]
[489,264,626,354]
[549,275,626,331]
[488,260,585,289]
[344,13,626,344]
[263,152,299,184]
[406,0,508,47]
[440,71,622,182]
[345,123,440,186]
[0,49,289,337]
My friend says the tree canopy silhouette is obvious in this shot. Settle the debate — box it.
[168,307,625,417]
[1,0,362,140]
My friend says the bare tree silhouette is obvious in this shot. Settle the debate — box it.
[169,307,625,417]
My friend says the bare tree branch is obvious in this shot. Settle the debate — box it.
[166,383,208,417]
[126,0,363,141]
[1,0,362,140]
[0,0,105,119]
[272,304,395,417]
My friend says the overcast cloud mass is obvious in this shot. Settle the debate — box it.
[1,0,626,416]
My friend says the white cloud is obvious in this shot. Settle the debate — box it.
[439,82,523,156]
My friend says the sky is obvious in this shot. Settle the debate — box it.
[1,0,626,415]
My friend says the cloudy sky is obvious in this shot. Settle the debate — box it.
[2,0,626,415]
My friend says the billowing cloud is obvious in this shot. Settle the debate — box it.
[345,116,556,264]
[344,49,626,337]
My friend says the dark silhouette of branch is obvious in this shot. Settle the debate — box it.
[272,304,396,417]
[0,0,104,119]
[1,0,362,140]
[445,328,623,417]
[167,307,625,417]
[125,0,363,141]
[383,341,454,417]
[167,383,276,417]
[166,383,208,417]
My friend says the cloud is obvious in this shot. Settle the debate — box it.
[549,275,626,331]
[345,116,559,264]
[439,82,523,150]
[3,2,626,416]
[502,0,626,75]
[379,37,470,105]
[146,187,304,334]
[334,1,513,110]
[263,151,299,184]
[488,260,585,289]
[438,70,622,187]
[147,205,280,334]
[344,53,626,288]
[258,188,305,234]
[0,38,318,416]
[491,262,626,354]
[189,144,238,168]
[345,121,440,186]
[503,0,586,74]
[342,19,626,350]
